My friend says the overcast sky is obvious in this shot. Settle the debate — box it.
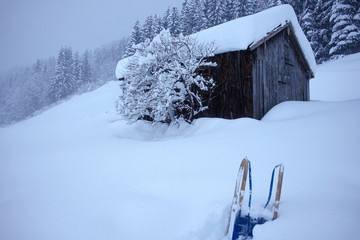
[0,0,184,73]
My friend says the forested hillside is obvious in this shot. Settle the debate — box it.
[1,0,359,126]
[0,38,127,126]
[125,0,360,63]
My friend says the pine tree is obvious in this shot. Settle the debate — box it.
[181,0,196,35]
[300,0,316,44]
[232,0,247,18]
[49,47,75,101]
[253,0,268,13]
[329,0,360,59]
[269,0,284,8]
[81,50,92,84]
[33,59,42,74]
[169,7,181,36]
[202,0,213,28]
[142,15,155,40]
[162,7,171,30]
[286,0,305,15]
[124,20,143,57]
[207,0,225,27]
[73,51,81,86]
[355,5,360,28]
[222,0,235,22]
[193,0,207,32]
[312,0,333,63]
[244,0,257,15]
[153,15,163,36]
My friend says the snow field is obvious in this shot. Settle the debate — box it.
[1,53,360,240]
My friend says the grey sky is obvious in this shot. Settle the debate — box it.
[0,0,184,73]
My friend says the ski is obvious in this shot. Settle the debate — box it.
[227,159,285,239]
[263,164,284,219]
[226,158,249,239]
[273,164,284,219]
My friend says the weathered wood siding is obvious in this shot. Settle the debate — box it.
[201,51,253,119]
[251,26,310,119]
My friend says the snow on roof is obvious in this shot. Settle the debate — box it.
[116,4,316,79]
[192,4,316,72]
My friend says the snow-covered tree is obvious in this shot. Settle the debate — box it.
[142,15,155,40]
[222,0,235,22]
[162,7,171,30]
[300,0,316,42]
[254,0,269,13]
[286,0,305,15]
[49,46,76,101]
[33,59,42,74]
[329,0,360,59]
[153,15,163,36]
[243,0,257,15]
[118,29,216,123]
[169,7,182,36]
[73,51,81,86]
[124,20,143,57]
[207,0,225,27]
[268,0,284,8]
[81,49,92,84]
[181,0,196,35]
[312,0,333,63]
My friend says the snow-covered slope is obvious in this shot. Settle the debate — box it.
[1,54,360,240]
[310,53,360,101]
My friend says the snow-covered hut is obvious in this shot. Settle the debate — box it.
[116,5,316,120]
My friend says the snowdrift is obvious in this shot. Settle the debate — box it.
[1,54,360,240]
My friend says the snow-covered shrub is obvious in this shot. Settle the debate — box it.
[118,29,216,123]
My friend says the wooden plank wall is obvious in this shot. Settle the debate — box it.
[201,51,253,119]
[252,26,310,119]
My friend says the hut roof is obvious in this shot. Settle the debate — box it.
[192,4,316,72]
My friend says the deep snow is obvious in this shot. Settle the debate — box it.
[1,53,360,240]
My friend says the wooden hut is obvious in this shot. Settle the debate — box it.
[194,5,316,120]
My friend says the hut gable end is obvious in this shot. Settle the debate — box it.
[251,24,311,119]
[202,23,313,120]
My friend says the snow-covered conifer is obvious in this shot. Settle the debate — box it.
[268,0,284,8]
[193,0,207,32]
[181,0,196,35]
[286,0,304,15]
[73,51,81,86]
[312,0,333,63]
[300,0,316,43]
[232,0,247,18]
[49,47,76,101]
[142,15,155,40]
[153,15,163,36]
[169,7,181,36]
[207,0,225,27]
[222,0,235,22]
[329,0,360,59]
[124,20,143,57]
[81,50,92,84]
[244,0,257,15]
[162,7,171,30]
